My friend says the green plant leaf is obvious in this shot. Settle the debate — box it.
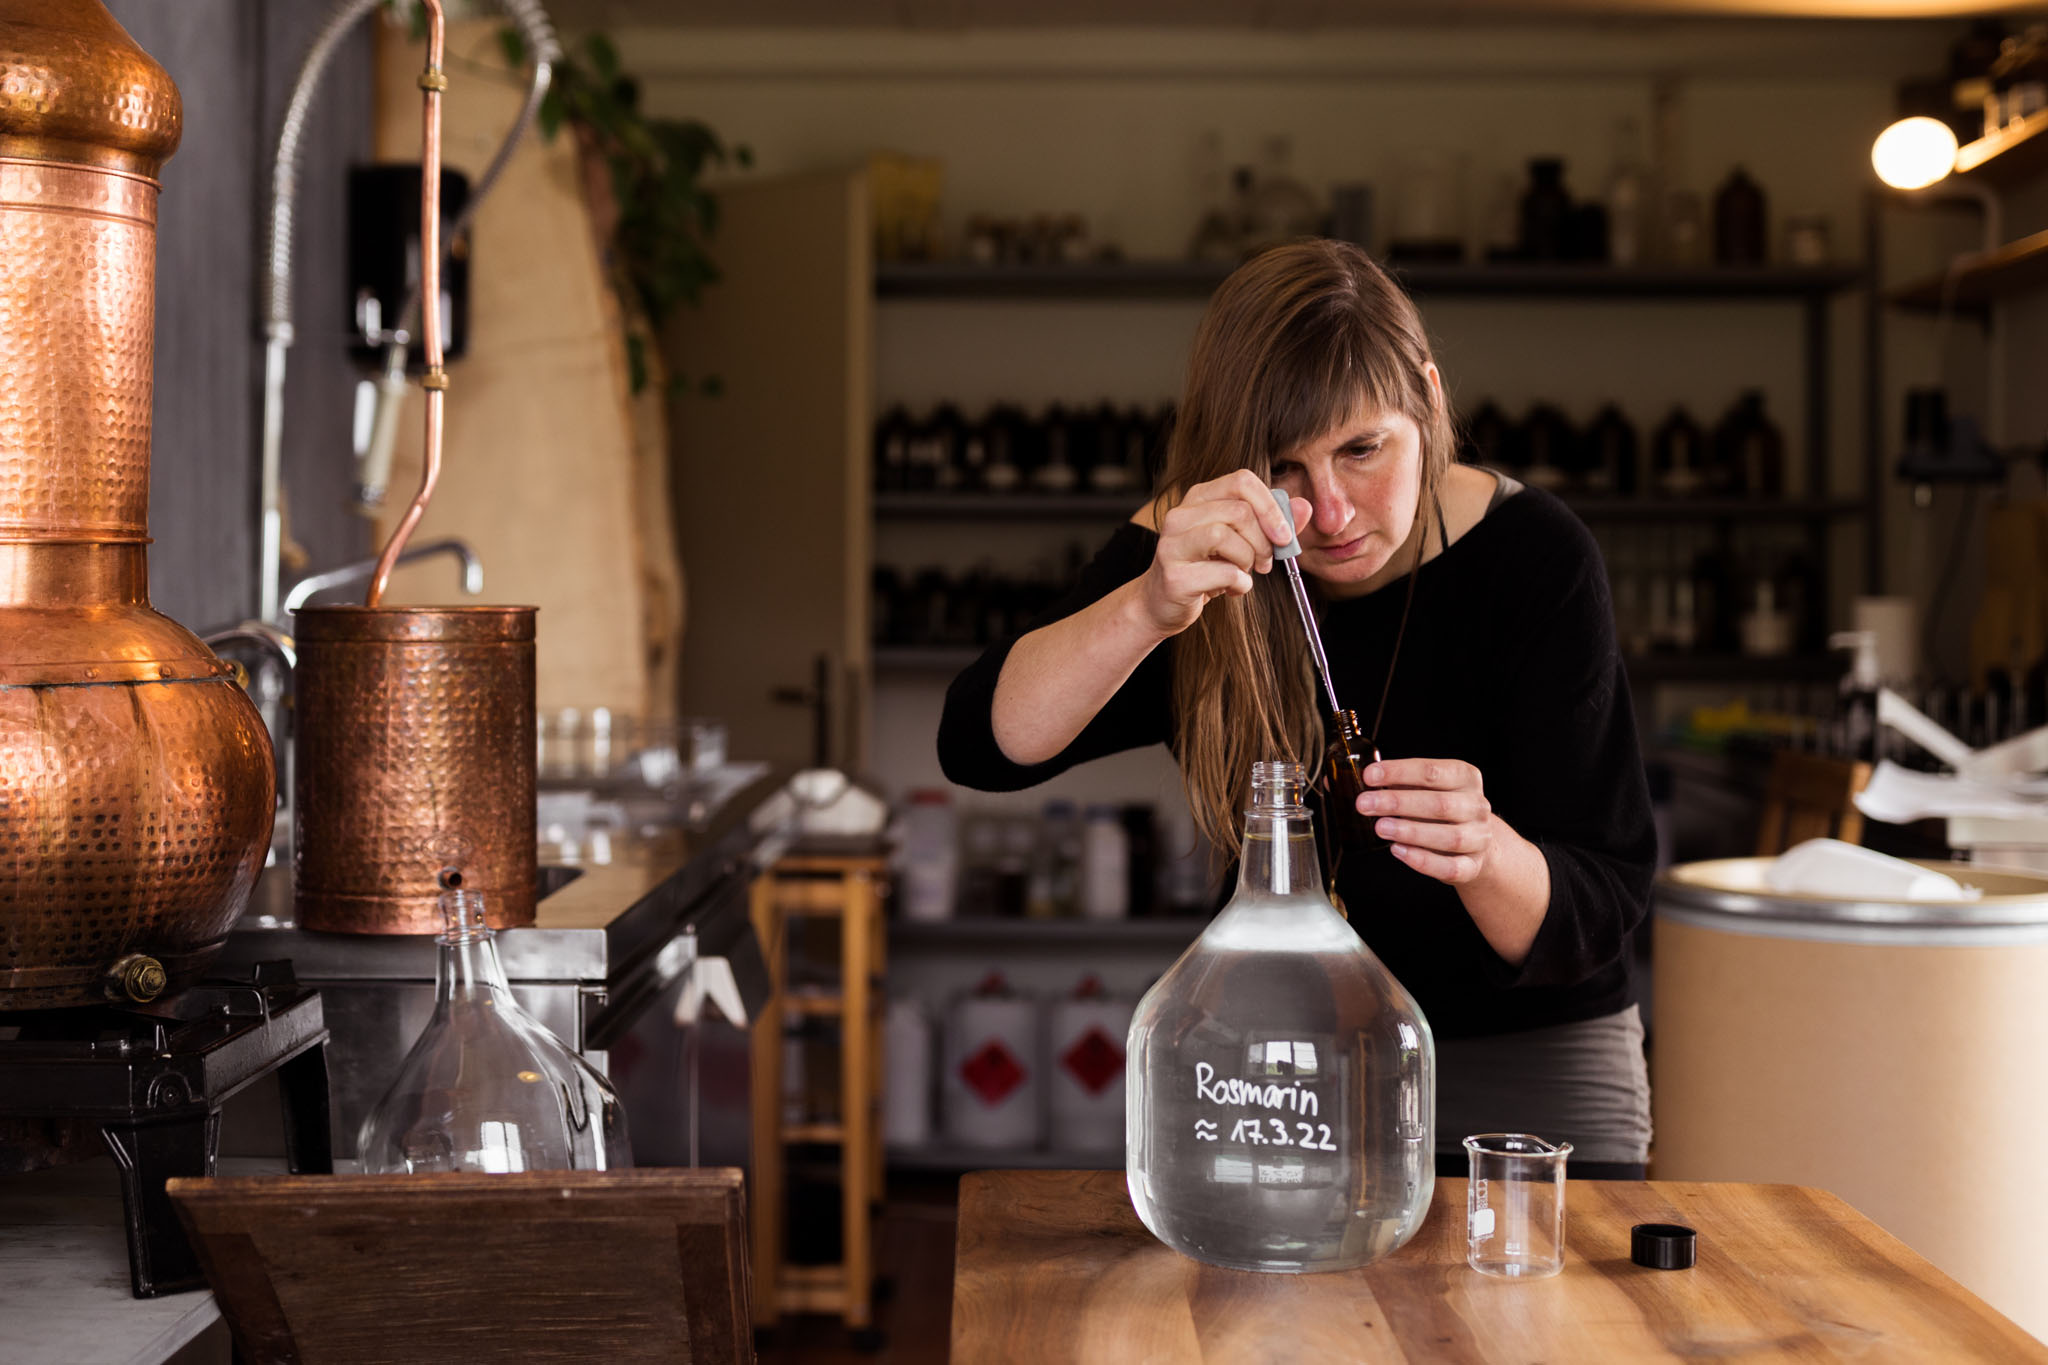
[584,32,621,83]
[626,333,648,395]
[488,20,732,390]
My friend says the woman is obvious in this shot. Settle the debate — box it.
[937,238,1655,1179]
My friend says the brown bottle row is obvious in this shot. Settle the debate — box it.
[874,392,1796,502]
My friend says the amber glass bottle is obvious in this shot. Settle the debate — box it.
[1322,709,1377,848]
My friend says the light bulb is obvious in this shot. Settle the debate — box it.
[1872,117,1959,191]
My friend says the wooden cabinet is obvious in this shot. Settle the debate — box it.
[665,171,874,771]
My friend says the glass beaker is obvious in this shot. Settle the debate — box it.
[1463,1133,1571,1278]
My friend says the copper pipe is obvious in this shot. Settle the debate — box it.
[365,0,448,609]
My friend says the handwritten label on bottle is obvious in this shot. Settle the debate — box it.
[1188,1061,1338,1150]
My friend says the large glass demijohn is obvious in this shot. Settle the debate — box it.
[357,888,631,1173]
[1126,761,1435,1271]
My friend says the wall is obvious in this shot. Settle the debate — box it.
[104,1,371,632]
[608,18,1985,809]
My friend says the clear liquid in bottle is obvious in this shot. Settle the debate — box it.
[1126,761,1435,1272]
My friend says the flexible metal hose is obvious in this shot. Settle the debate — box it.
[258,0,560,622]
[262,0,559,342]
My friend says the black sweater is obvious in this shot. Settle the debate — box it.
[936,485,1657,1041]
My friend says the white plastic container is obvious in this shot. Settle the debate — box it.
[1048,978,1134,1151]
[897,788,959,922]
[1080,804,1130,920]
[883,997,933,1148]
[943,979,1042,1149]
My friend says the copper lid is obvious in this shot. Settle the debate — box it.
[294,605,538,645]
[0,0,182,176]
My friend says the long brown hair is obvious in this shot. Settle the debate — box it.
[1157,239,1457,862]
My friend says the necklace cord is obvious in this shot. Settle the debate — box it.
[1364,481,1448,754]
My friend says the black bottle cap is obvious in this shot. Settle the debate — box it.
[1631,1222,1697,1270]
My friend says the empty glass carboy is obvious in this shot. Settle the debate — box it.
[357,887,631,1173]
[1126,760,1434,1271]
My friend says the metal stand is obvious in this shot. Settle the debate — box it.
[0,962,331,1297]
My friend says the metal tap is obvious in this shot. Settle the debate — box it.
[282,538,483,618]
[201,621,297,673]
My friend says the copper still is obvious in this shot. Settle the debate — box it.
[290,0,538,934]
[0,0,276,1008]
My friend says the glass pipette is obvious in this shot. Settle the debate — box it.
[1270,489,1341,714]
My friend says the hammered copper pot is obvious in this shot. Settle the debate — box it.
[293,606,537,934]
[0,0,276,1009]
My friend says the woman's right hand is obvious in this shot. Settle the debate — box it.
[1137,471,1310,637]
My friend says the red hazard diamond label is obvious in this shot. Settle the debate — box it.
[959,1038,1027,1107]
[1060,1027,1124,1097]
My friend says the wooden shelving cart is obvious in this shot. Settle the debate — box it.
[747,844,889,1348]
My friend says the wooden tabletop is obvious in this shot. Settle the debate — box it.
[953,1170,2048,1363]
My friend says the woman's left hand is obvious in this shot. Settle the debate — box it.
[1358,758,1496,885]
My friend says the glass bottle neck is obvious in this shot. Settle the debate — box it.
[437,929,514,1005]
[1236,814,1326,900]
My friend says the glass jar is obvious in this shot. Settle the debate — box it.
[357,887,631,1173]
[1126,761,1436,1273]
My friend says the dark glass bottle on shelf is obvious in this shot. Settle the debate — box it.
[1651,407,1707,497]
[1567,201,1609,262]
[1712,167,1768,266]
[1121,804,1159,918]
[1150,403,1179,490]
[958,412,991,492]
[1462,401,1512,467]
[1713,390,1784,497]
[983,403,1027,493]
[1518,159,1572,261]
[1583,405,1639,495]
[1521,402,1577,492]
[928,402,967,491]
[1034,403,1080,493]
[1775,546,1822,652]
[903,412,939,492]
[874,404,912,492]
[1689,541,1737,654]
[1087,403,1130,493]
[872,565,904,645]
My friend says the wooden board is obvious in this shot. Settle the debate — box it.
[168,1169,752,1364]
[953,1170,2048,1363]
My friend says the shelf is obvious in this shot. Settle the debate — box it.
[889,916,1205,948]
[878,646,1846,683]
[786,991,844,1015]
[1564,496,1865,521]
[876,491,1143,520]
[875,260,1864,302]
[1889,226,2048,311]
[874,645,978,673]
[782,1122,847,1143]
[876,492,1865,523]
[1955,108,2048,186]
[886,1143,1123,1171]
[1624,653,1841,684]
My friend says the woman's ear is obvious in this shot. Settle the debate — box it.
[1424,362,1446,413]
